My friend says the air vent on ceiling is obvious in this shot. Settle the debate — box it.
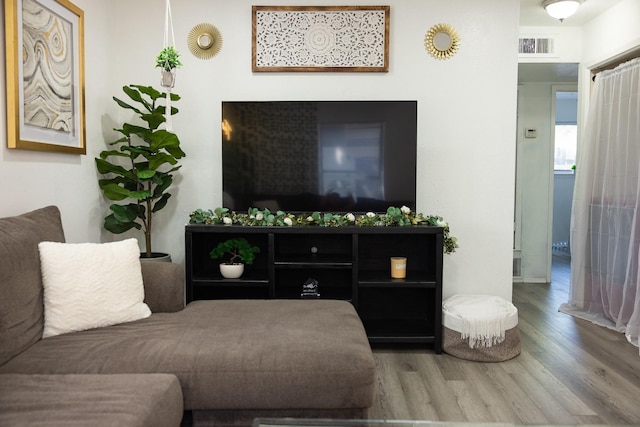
[519,37,555,55]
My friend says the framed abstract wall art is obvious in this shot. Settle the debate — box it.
[252,5,389,72]
[4,0,86,154]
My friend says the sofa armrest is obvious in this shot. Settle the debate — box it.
[141,262,185,313]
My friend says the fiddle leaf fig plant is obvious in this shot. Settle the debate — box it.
[96,84,185,258]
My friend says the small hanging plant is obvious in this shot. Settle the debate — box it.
[156,46,182,89]
[156,46,183,72]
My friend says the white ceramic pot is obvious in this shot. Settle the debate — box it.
[161,70,176,88]
[219,263,244,279]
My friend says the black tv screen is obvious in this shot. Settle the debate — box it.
[222,101,417,213]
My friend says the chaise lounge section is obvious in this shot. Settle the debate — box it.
[0,206,376,426]
[0,373,184,427]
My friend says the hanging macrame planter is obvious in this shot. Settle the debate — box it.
[155,0,181,129]
[161,68,176,89]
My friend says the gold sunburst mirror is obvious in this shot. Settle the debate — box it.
[424,23,460,60]
[188,23,223,60]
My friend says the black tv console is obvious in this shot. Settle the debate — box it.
[185,225,443,352]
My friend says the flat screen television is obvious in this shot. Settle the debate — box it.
[222,100,417,213]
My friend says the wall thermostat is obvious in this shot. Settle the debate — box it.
[525,128,537,138]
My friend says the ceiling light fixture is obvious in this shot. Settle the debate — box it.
[542,0,582,22]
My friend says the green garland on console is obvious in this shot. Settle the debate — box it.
[189,206,458,254]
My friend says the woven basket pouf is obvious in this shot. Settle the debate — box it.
[442,294,521,362]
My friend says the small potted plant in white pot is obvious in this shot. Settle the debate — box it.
[209,238,260,279]
[156,46,182,88]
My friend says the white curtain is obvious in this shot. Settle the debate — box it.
[560,58,640,352]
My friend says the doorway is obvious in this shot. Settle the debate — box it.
[514,63,578,283]
[551,88,577,260]
[551,88,577,287]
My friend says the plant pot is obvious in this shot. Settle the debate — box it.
[219,263,244,279]
[140,252,172,263]
[161,70,176,88]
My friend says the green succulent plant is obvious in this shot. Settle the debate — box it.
[156,46,183,72]
[95,84,185,258]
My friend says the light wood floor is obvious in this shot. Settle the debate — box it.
[368,255,640,425]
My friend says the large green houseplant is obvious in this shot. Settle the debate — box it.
[96,84,185,258]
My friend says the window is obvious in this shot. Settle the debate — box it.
[554,124,577,171]
[554,91,578,171]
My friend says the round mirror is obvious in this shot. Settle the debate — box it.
[433,32,452,52]
[197,33,214,50]
[188,23,223,60]
[424,23,460,60]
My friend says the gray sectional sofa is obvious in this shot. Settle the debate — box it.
[0,206,376,426]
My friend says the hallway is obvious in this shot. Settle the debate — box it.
[551,252,571,288]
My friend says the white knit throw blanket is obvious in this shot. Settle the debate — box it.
[444,295,513,349]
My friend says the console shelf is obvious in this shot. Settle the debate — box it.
[185,224,443,352]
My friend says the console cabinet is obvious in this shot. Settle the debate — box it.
[185,225,443,351]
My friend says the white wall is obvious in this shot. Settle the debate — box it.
[582,0,640,68]
[0,0,112,243]
[516,82,555,281]
[580,0,640,123]
[519,26,582,63]
[516,80,577,282]
[1,0,519,300]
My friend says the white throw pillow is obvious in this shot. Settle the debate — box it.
[38,238,151,338]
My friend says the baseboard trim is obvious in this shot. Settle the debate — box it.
[516,277,548,284]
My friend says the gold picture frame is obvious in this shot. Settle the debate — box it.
[4,0,86,154]
[252,5,390,72]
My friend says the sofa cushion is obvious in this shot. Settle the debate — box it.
[0,373,183,427]
[140,261,185,313]
[38,238,151,337]
[0,206,65,366]
[0,299,376,412]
